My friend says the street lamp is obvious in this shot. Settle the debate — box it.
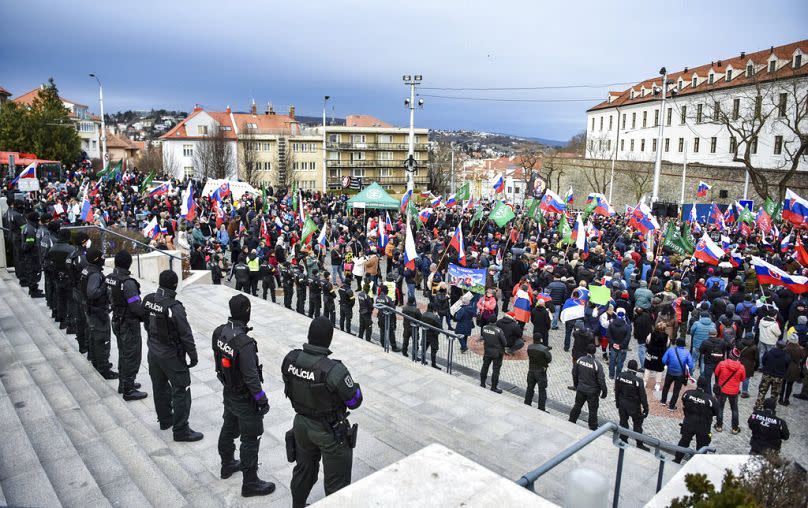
[88,73,107,165]
[651,67,671,204]
[403,74,423,193]
[322,95,330,194]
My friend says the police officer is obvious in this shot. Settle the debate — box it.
[322,272,336,325]
[47,228,75,329]
[525,340,552,411]
[106,251,147,401]
[568,344,608,430]
[282,317,362,507]
[142,270,203,442]
[357,283,373,341]
[615,359,650,450]
[81,248,117,378]
[337,279,355,333]
[232,258,250,294]
[281,262,295,309]
[747,397,789,455]
[39,220,59,313]
[308,268,322,318]
[295,265,308,315]
[673,376,718,463]
[401,296,422,358]
[4,199,25,285]
[21,211,45,297]
[67,233,90,349]
[213,295,275,497]
[259,256,277,302]
[420,302,442,369]
[480,323,507,393]
[247,250,260,296]
[375,288,398,351]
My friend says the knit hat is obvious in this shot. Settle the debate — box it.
[308,316,334,348]
[86,247,103,266]
[159,270,178,290]
[676,338,686,347]
[114,250,132,270]
[229,294,251,323]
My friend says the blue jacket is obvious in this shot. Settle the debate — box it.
[662,346,695,376]
[453,303,477,336]
[690,316,716,352]
[705,276,726,292]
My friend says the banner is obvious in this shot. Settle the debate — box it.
[447,263,487,294]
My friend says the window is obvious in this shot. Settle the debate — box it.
[708,73,714,84]
[221,126,232,131]
[591,117,595,131]
[350,151,366,161]
[664,138,669,152]
[678,138,684,152]
[379,168,391,177]
[746,64,754,78]
[183,166,194,178]
[599,116,603,130]
[183,144,193,157]
[652,139,657,152]
[620,139,624,151]
[262,162,271,171]
[631,112,636,129]
[378,151,394,161]
[262,142,271,151]
[678,79,683,90]
[640,139,645,152]
[680,105,687,124]
[654,109,659,126]
[769,60,777,73]
[795,54,803,69]
[327,151,339,160]
[666,108,672,126]
[750,136,758,155]
[713,101,720,121]
[606,139,611,152]
[642,111,647,128]
[351,134,367,144]
[621,114,626,129]
[774,135,783,155]
[754,95,762,117]
[246,123,257,129]
[351,168,365,177]
[377,134,392,143]
[328,133,339,143]
[693,138,700,153]
[630,139,634,151]
[197,125,208,135]
[729,136,737,154]
[710,137,717,153]
[778,93,787,117]
[732,98,740,120]
[608,115,613,130]
[726,69,733,81]
[696,103,703,123]
[692,76,698,87]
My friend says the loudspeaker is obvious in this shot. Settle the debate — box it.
[652,202,667,218]
[667,203,678,217]
[719,190,728,198]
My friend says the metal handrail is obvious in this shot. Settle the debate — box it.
[515,421,715,507]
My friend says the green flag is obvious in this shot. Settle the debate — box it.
[301,217,317,243]
[536,209,547,227]
[104,160,122,181]
[680,223,696,252]
[489,201,515,227]
[292,181,298,212]
[582,201,597,222]
[471,208,485,226]
[455,182,470,201]
[139,171,155,193]
[664,222,694,255]
[525,197,540,220]
[738,205,755,225]
[262,187,269,213]
[406,201,422,230]
[558,215,573,244]
[97,160,111,177]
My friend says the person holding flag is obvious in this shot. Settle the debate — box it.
[450,224,466,266]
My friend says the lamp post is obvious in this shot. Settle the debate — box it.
[88,74,107,165]
[651,67,670,203]
[322,95,329,193]
[403,74,423,193]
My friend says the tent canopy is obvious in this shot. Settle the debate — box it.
[346,182,400,210]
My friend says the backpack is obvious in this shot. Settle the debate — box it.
[738,303,753,324]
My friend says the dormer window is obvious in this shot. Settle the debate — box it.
[630,90,635,99]
[746,64,754,78]
[692,76,698,87]
[726,69,733,81]
[708,73,714,84]
[678,79,683,90]
[795,53,803,69]
[769,60,777,73]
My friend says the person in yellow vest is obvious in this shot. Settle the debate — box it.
[247,250,260,296]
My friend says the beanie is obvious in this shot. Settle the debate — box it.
[627,359,638,371]
[308,316,334,348]
[114,250,132,270]
[676,337,686,347]
[86,247,103,266]
[47,221,60,233]
[159,270,178,291]
[57,229,71,242]
[229,294,252,323]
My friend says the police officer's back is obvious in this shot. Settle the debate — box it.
[21,211,44,297]
[142,270,203,442]
[282,316,362,508]
[82,247,116,377]
[213,295,275,497]
[674,376,718,463]
[337,281,355,333]
[748,397,789,455]
[401,296,422,357]
[569,343,608,430]
[525,341,552,410]
[420,303,442,369]
[614,359,650,450]
[47,228,76,327]
[480,323,507,393]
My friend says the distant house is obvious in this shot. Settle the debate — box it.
[106,131,144,163]
[0,86,11,105]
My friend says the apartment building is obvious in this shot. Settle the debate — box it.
[585,40,808,172]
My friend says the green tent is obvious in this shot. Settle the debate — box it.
[346,182,400,210]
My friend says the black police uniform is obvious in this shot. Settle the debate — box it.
[37,223,55,310]
[337,285,355,333]
[569,353,608,430]
[375,293,398,350]
[308,275,322,318]
[213,319,274,495]
[747,406,789,454]
[259,260,277,302]
[106,267,145,396]
[673,384,718,463]
[143,287,199,436]
[281,264,295,309]
[615,369,649,444]
[295,269,308,315]
[21,217,42,296]
[67,246,89,350]
[82,263,115,375]
[525,343,552,410]
[4,204,25,283]
[357,290,373,341]
[419,310,442,368]
[47,237,75,326]
[401,302,423,357]
[232,262,250,293]
[322,279,336,325]
[480,324,507,392]
[282,343,362,507]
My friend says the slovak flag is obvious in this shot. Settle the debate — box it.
[274,216,284,231]
[142,216,165,239]
[445,194,458,208]
[729,250,744,268]
[564,187,574,205]
[80,189,94,223]
[403,217,418,270]
[687,205,698,224]
[492,174,505,194]
[430,194,442,208]
[11,162,36,185]
[572,213,586,251]
[180,181,195,220]
[540,190,566,214]
[782,189,808,228]
[214,182,231,200]
[697,181,711,197]
[88,179,102,198]
[590,194,615,216]
[385,212,393,232]
[560,289,588,323]
[400,189,413,215]
[378,218,388,249]
[418,207,433,223]
[709,203,726,230]
[317,223,328,249]
[694,233,725,265]
[148,182,170,198]
[450,224,466,265]
[795,235,808,266]
[212,198,225,228]
[751,256,808,294]
[628,202,659,235]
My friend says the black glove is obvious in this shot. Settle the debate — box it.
[601,391,607,399]
[257,399,270,416]
[187,352,198,368]
[643,409,649,418]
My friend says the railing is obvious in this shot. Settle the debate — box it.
[62,225,183,279]
[515,422,715,507]
[326,159,422,168]
[326,142,430,151]
[373,303,464,374]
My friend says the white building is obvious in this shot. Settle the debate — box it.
[585,40,808,172]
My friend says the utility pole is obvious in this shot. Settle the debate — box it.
[322,95,329,194]
[403,74,423,193]
[651,68,669,203]
[742,168,749,200]
[608,108,621,203]
[450,142,455,193]
[679,139,687,205]
[89,74,107,165]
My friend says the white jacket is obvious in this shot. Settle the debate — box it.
[758,317,781,346]
[352,256,367,277]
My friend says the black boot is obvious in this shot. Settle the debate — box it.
[220,457,241,479]
[491,385,503,394]
[122,380,148,401]
[99,370,119,380]
[242,469,275,497]
[174,428,204,442]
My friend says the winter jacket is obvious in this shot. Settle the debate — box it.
[607,317,631,350]
[783,342,804,382]
[760,347,790,378]
[633,281,653,310]
[700,337,727,367]
[453,303,476,337]
[757,317,781,347]
[530,305,551,339]
[572,326,595,362]
[662,346,695,376]
[713,359,746,396]
[547,280,568,305]
[572,354,608,396]
[495,315,523,347]
[480,324,507,358]
[690,315,716,353]
[633,311,654,344]
[738,340,759,378]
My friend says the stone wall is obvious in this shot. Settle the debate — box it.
[545,157,808,208]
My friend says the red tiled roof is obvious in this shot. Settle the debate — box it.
[589,39,808,111]
[12,86,88,108]
[106,131,142,150]
[160,108,298,140]
[0,86,11,97]
[345,115,393,128]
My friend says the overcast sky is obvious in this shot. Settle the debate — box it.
[2,0,806,141]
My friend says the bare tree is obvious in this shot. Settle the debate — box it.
[193,123,234,179]
[623,159,653,202]
[582,134,611,194]
[566,130,587,156]
[238,123,260,186]
[137,144,164,174]
[427,143,452,194]
[515,142,543,190]
[539,148,566,192]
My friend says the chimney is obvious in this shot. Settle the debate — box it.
[717,60,722,67]
[770,46,774,54]
[266,101,274,115]
[684,67,688,73]
[250,98,256,115]
[225,105,231,114]
[193,104,203,112]
[740,51,745,59]
[288,105,295,119]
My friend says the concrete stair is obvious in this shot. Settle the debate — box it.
[0,270,681,507]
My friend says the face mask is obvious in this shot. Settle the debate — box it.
[85,239,92,248]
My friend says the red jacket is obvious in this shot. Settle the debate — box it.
[714,359,746,396]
